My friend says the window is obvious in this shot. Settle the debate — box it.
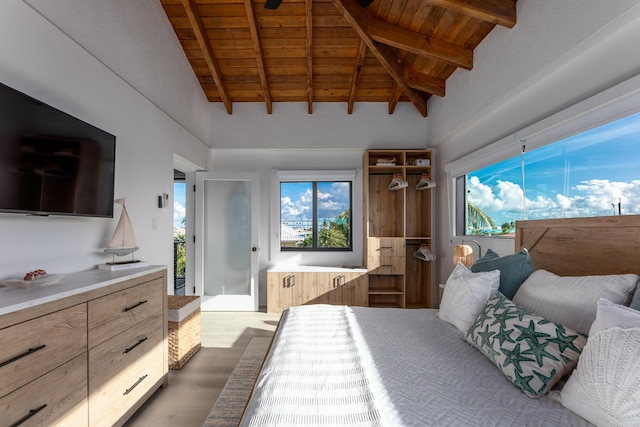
[280,180,352,251]
[459,111,640,236]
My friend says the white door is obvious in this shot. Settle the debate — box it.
[195,172,259,311]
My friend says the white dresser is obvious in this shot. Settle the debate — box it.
[0,266,168,427]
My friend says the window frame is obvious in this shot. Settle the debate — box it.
[445,74,640,240]
[273,170,358,255]
[279,180,353,251]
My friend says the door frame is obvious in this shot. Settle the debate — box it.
[195,172,260,311]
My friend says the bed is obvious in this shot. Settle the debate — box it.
[240,216,640,426]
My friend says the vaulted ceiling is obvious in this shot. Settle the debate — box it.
[159,0,517,116]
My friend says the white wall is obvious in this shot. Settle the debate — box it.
[208,102,427,149]
[427,1,640,284]
[24,0,211,143]
[0,1,209,287]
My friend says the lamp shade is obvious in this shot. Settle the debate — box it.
[453,244,474,267]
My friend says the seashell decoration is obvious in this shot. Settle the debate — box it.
[561,327,640,426]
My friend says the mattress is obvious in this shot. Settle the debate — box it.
[240,305,591,426]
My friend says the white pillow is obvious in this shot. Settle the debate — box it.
[589,298,640,335]
[438,262,499,333]
[560,300,640,426]
[513,269,639,335]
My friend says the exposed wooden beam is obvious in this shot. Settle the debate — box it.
[182,0,232,114]
[243,0,272,114]
[404,69,445,97]
[427,0,516,28]
[388,85,402,114]
[305,0,313,114]
[369,19,473,70]
[348,40,367,114]
[332,0,428,117]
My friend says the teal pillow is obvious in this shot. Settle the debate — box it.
[631,284,640,311]
[471,249,534,299]
[465,293,586,398]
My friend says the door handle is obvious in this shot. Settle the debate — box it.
[252,247,258,252]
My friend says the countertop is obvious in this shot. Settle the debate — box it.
[0,265,166,316]
[267,264,367,273]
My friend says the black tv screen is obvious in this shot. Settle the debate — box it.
[0,82,115,217]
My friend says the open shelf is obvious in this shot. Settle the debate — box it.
[364,149,436,309]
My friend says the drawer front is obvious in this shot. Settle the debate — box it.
[0,304,87,398]
[367,255,405,275]
[0,354,88,427]
[267,272,304,314]
[367,237,405,257]
[88,278,162,348]
[89,314,164,427]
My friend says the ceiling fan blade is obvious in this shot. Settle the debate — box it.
[264,0,283,9]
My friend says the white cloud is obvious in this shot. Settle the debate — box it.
[467,177,640,223]
[173,201,186,227]
[281,195,310,218]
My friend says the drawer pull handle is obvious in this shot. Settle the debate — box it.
[381,264,393,267]
[380,246,393,249]
[10,404,47,427]
[124,374,148,396]
[123,300,148,312]
[124,336,148,354]
[0,344,46,368]
[283,275,295,288]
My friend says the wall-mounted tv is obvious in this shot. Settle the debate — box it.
[0,82,116,218]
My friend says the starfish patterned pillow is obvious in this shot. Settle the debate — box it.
[465,292,587,398]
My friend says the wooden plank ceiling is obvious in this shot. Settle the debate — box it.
[159,0,517,116]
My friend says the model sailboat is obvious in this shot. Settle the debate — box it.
[104,198,140,264]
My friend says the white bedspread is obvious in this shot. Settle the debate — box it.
[240,305,591,427]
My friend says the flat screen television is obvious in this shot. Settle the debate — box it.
[0,82,116,217]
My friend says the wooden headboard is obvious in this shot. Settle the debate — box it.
[515,215,640,277]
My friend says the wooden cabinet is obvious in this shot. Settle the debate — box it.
[364,150,436,308]
[267,267,368,314]
[0,355,88,427]
[0,305,88,427]
[0,267,167,427]
[88,274,167,427]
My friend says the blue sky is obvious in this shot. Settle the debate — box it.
[468,111,640,227]
[174,182,186,228]
[280,182,351,223]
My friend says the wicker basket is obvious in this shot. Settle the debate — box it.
[168,295,201,369]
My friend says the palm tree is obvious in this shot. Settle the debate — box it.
[298,209,351,248]
[467,201,496,234]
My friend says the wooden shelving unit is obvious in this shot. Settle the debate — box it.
[363,149,436,308]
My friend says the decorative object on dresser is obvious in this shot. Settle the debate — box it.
[0,266,168,427]
[103,198,141,266]
[364,149,435,308]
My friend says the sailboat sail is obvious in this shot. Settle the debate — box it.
[105,198,139,257]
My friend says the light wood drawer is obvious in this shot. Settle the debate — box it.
[0,354,88,427]
[0,304,87,398]
[88,278,162,348]
[88,313,164,427]
[367,237,405,257]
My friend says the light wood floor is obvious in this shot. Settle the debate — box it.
[124,309,281,427]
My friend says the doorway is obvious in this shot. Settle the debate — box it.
[173,169,187,295]
[195,172,259,311]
